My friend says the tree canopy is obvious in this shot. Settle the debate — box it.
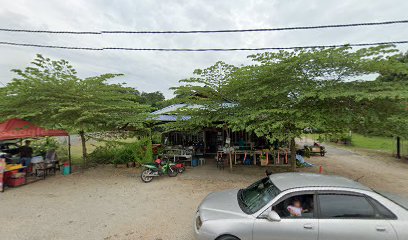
[139,91,165,108]
[0,54,150,162]
[171,46,408,169]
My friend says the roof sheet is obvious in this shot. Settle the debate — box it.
[151,104,188,115]
[151,115,191,122]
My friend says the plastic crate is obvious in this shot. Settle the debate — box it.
[7,177,26,187]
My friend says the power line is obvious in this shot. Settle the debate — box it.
[0,20,407,35]
[0,41,102,50]
[0,40,407,51]
[103,20,408,34]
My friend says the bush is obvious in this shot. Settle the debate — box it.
[151,131,162,144]
[327,133,352,145]
[31,137,61,157]
[88,138,154,165]
[88,143,117,165]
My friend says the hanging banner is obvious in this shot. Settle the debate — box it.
[0,158,5,192]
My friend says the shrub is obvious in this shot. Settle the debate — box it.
[88,143,117,165]
[151,131,162,144]
[31,137,61,157]
[88,138,154,165]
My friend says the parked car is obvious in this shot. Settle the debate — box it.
[194,173,408,240]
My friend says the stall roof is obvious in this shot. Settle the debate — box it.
[0,119,68,141]
[151,103,236,122]
[151,104,194,122]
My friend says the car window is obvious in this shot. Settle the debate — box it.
[318,194,376,219]
[273,194,314,218]
[368,198,397,219]
[238,177,281,214]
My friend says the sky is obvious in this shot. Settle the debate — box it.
[0,0,407,98]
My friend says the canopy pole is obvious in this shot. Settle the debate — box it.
[68,135,72,174]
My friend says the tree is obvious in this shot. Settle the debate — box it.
[171,61,238,129]
[0,54,150,164]
[172,46,408,170]
[374,51,408,157]
[140,91,165,108]
[377,51,408,82]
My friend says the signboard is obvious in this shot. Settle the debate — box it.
[0,158,5,192]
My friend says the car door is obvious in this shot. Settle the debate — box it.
[252,192,318,240]
[317,193,397,240]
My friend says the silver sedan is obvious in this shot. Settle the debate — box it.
[194,173,408,240]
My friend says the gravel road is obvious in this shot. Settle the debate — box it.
[1,142,407,240]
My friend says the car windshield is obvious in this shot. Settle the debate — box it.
[238,177,281,214]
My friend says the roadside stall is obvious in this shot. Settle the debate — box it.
[0,119,70,192]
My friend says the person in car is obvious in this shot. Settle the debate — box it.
[287,199,307,217]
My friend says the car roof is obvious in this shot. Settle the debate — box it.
[269,173,371,192]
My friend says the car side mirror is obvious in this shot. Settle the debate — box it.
[267,210,281,222]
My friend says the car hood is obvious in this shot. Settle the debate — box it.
[198,189,251,221]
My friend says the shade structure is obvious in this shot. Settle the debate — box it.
[0,119,68,141]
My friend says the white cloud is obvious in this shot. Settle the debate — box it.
[0,0,407,97]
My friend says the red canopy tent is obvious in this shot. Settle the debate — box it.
[0,119,68,141]
[0,119,71,173]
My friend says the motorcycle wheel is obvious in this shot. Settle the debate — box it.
[141,169,154,183]
[168,166,178,177]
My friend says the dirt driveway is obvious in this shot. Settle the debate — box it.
[0,165,262,240]
[0,143,407,240]
[300,139,408,198]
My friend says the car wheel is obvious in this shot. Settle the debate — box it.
[216,235,240,240]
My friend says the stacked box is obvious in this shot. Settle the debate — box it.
[0,158,5,191]
[7,177,26,187]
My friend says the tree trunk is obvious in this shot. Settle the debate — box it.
[290,138,297,172]
[396,136,401,159]
[79,130,87,166]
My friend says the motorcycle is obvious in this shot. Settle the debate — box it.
[162,155,186,173]
[140,158,178,183]
[175,161,186,173]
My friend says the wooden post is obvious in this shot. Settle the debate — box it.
[229,152,232,170]
[290,138,296,172]
[79,130,87,166]
[396,136,401,159]
[203,131,206,155]
[68,135,72,174]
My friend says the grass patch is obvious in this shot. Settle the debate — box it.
[68,137,139,165]
[348,134,394,152]
[305,133,396,153]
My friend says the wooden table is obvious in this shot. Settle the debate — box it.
[171,154,193,166]
[233,150,248,164]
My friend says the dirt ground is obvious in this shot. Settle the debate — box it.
[1,142,407,240]
[299,138,408,198]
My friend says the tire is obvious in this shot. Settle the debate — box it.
[216,235,239,240]
[167,166,178,177]
[141,169,154,183]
